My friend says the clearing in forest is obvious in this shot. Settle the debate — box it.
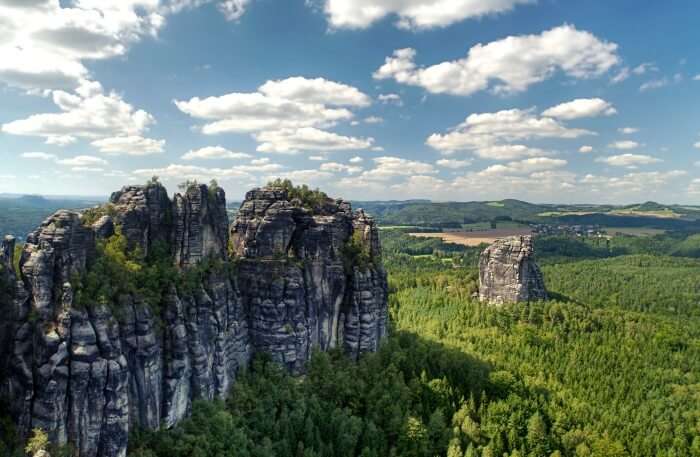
[408,228,533,246]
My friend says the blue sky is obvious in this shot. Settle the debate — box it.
[1,0,699,203]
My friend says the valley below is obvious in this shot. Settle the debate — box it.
[1,189,699,457]
[408,228,534,247]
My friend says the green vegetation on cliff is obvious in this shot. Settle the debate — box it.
[268,178,330,212]
[6,203,700,456]
[74,227,231,320]
[123,230,700,457]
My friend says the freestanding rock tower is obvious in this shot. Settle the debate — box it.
[0,181,388,457]
[478,235,547,305]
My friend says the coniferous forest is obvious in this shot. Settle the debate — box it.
[3,229,700,457]
[0,222,700,457]
[111,231,700,457]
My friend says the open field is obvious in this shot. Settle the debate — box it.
[609,209,681,219]
[408,227,532,246]
[538,209,682,219]
[537,210,597,217]
[604,227,667,236]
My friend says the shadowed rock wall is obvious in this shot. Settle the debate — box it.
[478,235,547,305]
[0,183,388,457]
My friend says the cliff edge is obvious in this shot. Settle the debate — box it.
[0,181,388,457]
[478,235,547,305]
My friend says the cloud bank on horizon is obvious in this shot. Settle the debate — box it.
[0,0,699,203]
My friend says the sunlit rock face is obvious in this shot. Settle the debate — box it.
[232,187,388,373]
[0,183,388,457]
[478,235,547,305]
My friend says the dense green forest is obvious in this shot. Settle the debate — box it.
[116,230,700,457]
[3,203,700,456]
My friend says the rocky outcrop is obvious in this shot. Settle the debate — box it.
[478,235,547,305]
[92,216,114,240]
[0,182,387,457]
[173,184,228,267]
[231,188,387,371]
[109,184,171,255]
[0,235,17,398]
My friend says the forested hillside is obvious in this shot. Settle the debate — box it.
[79,230,700,457]
[353,199,700,231]
[0,195,102,239]
[3,209,700,457]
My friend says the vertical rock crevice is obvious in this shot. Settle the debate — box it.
[0,182,388,457]
[478,235,547,305]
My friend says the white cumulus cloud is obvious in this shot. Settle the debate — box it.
[618,127,639,134]
[436,158,472,169]
[595,153,661,168]
[377,93,403,105]
[2,80,160,147]
[175,76,375,153]
[374,25,619,96]
[21,151,57,160]
[92,136,165,155]
[255,127,374,154]
[320,0,533,30]
[359,156,436,181]
[259,76,371,107]
[0,1,166,91]
[175,76,369,134]
[364,116,384,124]
[181,146,252,160]
[542,98,616,120]
[56,155,108,167]
[479,157,567,176]
[132,163,253,181]
[217,0,251,21]
[608,140,641,150]
[319,162,363,174]
[426,108,592,159]
[640,78,669,92]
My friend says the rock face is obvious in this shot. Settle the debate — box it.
[173,184,228,268]
[231,188,388,372]
[478,235,547,305]
[0,182,388,457]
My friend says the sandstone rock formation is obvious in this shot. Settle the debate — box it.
[0,182,388,457]
[478,235,547,305]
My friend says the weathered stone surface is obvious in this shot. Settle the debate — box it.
[2,234,15,265]
[478,235,547,305]
[230,188,299,258]
[0,183,388,457]
[0,235,18,415]
[92,216,115,240]
[109,183,171,255]
[173,184,228,268]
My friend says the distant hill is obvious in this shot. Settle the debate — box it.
[352,199,553,227]
[4,194,700,240]
[352,199,700,231]
[0,195,104,240]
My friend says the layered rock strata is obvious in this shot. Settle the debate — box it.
[0,183,388,457]
[478,235,547,304]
